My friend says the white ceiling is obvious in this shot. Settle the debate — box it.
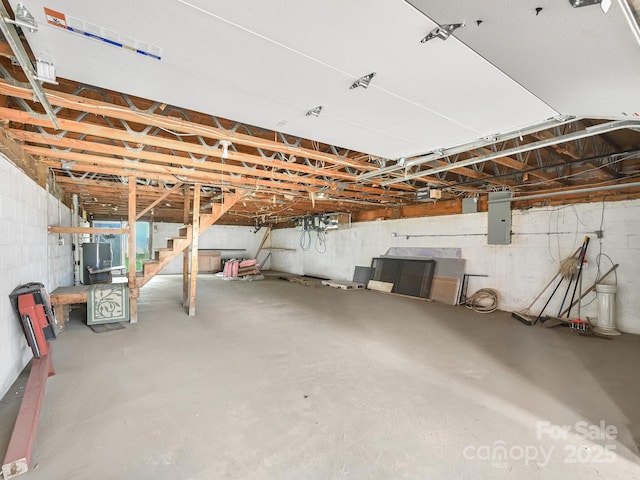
[9,0,640,160]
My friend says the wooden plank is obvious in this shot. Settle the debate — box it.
[188,184,201,316]
[367,280,394,293]
[255,226,271,258]
[278,275,321,288]
[0,81,379,173]
[49,286,89,306]
[2,350,54,479]
[182,185,191,308]
[135,182,183,220]
[476,147,566,186]
[353,199,461,222]
[199,191,246,230]
[52,304,70,331]
[198,250,222,273]
[30,146,314,194]
[48,226,128,235]
[322,280,364,290]
[2,107,414,194]
[127,177,138,323]
[14,130,339,189]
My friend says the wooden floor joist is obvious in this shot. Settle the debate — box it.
[1,351,55,480]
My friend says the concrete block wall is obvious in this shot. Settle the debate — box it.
[0,155,74,399]
[151,223,271,274]
[47,195,74,290]
[270,199,640,334]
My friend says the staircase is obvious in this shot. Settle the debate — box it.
[138,191,244,288]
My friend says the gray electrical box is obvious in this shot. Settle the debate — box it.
[488,192,511,245]
[462,197,478,214]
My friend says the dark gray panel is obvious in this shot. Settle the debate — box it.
[353,266,372,284]
[488,192,511,245]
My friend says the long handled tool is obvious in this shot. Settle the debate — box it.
[557,236,589,316]
[566,236,590,318]
[511,246,582,326]
[559,264,619,317]
[534,276,566,325]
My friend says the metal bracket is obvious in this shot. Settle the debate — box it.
[421,23,464,43]
[4,3,37,32]
[0,3,58,129]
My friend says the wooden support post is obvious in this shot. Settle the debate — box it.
[182,184,191,308]
[2,350,55,479]
[188,184,201,316]
[128,176,138,323]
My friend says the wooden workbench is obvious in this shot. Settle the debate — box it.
[50,286,89,330]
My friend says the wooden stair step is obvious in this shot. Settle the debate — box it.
[167,237,189,250]
[142,259,159,273]
[154,248,172,260]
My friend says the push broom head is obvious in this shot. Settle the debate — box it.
[560,256,581,279]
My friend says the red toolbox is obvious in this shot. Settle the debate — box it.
[9,283,57,359]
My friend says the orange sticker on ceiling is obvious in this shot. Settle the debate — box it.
[42,6,163,61]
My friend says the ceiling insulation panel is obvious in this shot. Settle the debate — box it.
[6,1,563,159]
[407,0,640,119]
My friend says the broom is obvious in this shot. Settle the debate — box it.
[511,246,582,326]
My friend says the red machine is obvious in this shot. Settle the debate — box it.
[9,283,57,359]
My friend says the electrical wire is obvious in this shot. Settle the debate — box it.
[594,198,618,285]
[315,230,327,254]
[464,288,499,313]
[299,229,311,251]
[578,198,617,309]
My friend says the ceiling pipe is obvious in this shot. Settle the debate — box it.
[356,116,583,182]
[0,4,58,129]
[487,181,640,204]
[446,149,640,189]
[381,120,640,186]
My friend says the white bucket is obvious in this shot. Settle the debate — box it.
[594,284,621,336]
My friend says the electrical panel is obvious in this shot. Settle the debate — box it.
[297,213,351,232]
[488,192,512,245]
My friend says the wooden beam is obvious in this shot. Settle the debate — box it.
[29,146,323,194]
[127,176,138,323]
[0,41,16,59]
[476,147,567,186]
[2,351,54,480]
[8,127,380,188]
[182,185,191,308]
[0,81,379,172]
[530,129,622,179]
[200,191,246,230]
[48,226,128,235]
[255,226,272,258]
[432,159,513,187]
[11,130,341,189]
[10,127,404,197]
[188,184,201,316]
[135,182,183,220]
[351,197,487,223]
[37,152,402,204]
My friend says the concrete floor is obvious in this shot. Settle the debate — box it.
[1,274,640,479]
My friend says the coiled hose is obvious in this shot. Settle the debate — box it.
[464,288,499,314]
